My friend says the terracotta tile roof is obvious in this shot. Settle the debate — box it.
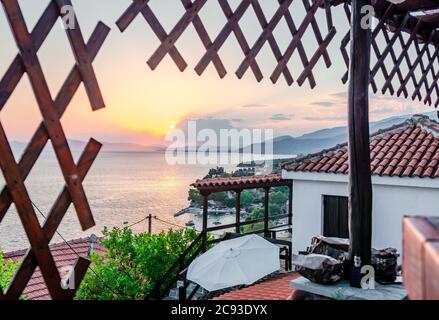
[283,115,439,178]
[192,173,288,190]
[3,236,104,300]
[212,272,298,300]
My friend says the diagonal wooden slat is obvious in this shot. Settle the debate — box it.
[148,0,208,70]
[279,0,315,87]
[0,121,66,299]
[414,44,439,101]
[2,0,95,230]
[382,20,422,96]
[116,0,187,71]
[302,0,331,67]
[0,0,106,300]
[55,0,105,110]
[397,35,432,98]
[0,0,58,109]
[195,0,254,76]
[181,0,226,78]
[0,22,110,225]
[217,0,263,81]
[236,0,293,79]
[297,26,336,86]
[271,0,321,84]
[250,0,293,85]
[5,139,102,300]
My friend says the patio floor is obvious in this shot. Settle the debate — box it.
[212,272,298,300]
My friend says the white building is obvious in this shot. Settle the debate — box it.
[282,115,439,256]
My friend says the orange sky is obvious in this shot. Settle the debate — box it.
[0,0,431,146]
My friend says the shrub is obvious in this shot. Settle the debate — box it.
[0,250,19,291]
[76,227,199,300]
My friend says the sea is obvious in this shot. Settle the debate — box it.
[0,150,293,251]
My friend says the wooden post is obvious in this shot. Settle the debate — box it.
[264,187,270,237]
[201,192,209,252]
[288,183,293,226]
[148,213,152,234]
[235,190,241,233]
[348,0,373,268]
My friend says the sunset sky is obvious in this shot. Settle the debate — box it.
[0,0,430,146]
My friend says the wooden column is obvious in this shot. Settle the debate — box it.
[264,187,270,237]
[348,0,373,267]
[235,190,242,233]
[288,183,293,226]
[201,192,209,252]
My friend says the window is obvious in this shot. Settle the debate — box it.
[323,195,349,239]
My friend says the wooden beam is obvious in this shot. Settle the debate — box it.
[347,0,373,273]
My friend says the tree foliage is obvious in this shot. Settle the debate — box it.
[0,250,19,291]
[76,227,199,300]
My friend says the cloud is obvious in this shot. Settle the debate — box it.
[270,113,293,121]
[303,114,346,121]
[311,101,336,107]
[330,91,347,99]
[240,103,268,109]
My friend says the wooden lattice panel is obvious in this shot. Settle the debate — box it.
[117,0,337,88]
[341,2,439,108]
[0,0,109,300]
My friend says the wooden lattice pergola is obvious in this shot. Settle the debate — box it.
[2,0,439,299]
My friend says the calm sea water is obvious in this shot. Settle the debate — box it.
[0,151,292,251]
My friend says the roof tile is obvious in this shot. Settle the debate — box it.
[283,115,439,179]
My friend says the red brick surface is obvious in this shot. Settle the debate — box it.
[403,216,439,300]
[213,273,298,300]
[3,237,104,300]
[425,242,439,300]
[283,115,439,178]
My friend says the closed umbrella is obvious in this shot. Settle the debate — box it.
[187,234,280,291]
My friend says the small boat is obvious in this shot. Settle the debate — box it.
[213,220,222,226]
[185,220,195,227]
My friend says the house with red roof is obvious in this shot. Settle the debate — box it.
[281,114,439,257]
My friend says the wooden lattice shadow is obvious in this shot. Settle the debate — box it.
[117,0,337,89]
[0,0,109,300]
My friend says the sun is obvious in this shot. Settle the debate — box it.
[168,122,177,131]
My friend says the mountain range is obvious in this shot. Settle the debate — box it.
[245,111,437,156]
[10,139,166,154]
[10,111,437,155]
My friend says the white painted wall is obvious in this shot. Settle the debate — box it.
[283,171,439,258]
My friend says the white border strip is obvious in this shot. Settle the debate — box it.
[282,170,439,189]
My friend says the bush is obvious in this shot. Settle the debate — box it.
[0,250,19,291]
[76,227,199,300]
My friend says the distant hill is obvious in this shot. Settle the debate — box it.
[10,139,166,154]
[245,111,437,156]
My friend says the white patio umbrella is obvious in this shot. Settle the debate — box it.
[187,234,280,291]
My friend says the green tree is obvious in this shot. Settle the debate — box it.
[240,190,255,208]
[269,203,282,216]
[188,188,202,205]
[76,227,199,300]
[270,190,288,207]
